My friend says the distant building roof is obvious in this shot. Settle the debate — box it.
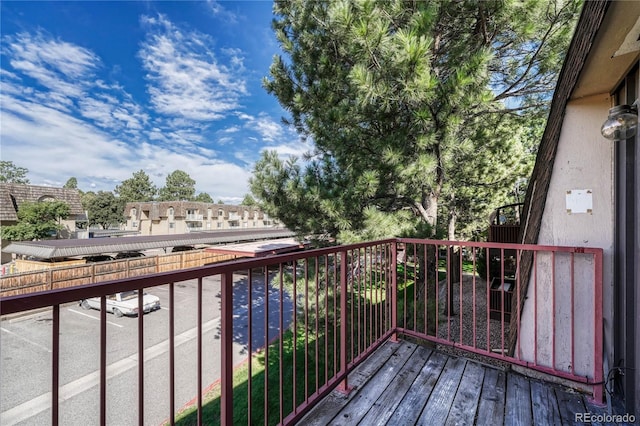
[2,228,295,259]
[0,183,85,222]
[205,237,308,258]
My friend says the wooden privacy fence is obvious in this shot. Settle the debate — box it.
[0,250,237,297]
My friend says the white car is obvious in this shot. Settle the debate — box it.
[80,290,161,317]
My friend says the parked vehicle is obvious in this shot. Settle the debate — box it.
[83,255,114,263]
[115,251,145,259]
[171,245,196,252]
[80,290,160,317]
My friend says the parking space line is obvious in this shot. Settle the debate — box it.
[0,327,51,353]
[1,316,223,425]
[67,309,124,328]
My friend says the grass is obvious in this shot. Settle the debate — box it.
[174,327,338,425]
[173,264,439,425]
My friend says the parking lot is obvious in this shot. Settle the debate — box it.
[1,272,293,426]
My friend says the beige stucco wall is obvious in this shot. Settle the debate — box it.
[518,94,615,380]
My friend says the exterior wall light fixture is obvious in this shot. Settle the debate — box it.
[601,101,638,140]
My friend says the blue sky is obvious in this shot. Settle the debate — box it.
[1,1,305,203]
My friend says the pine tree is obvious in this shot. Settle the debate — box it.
[254,0,579,241]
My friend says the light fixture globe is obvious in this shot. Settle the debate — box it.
[601,104,638,140]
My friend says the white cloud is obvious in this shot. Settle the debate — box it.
[139,14,247,122]
[238,112,284,142]
[206,0,239,24]
[3,32,99,99]
[261,142,309,159]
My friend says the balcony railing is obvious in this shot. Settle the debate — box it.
[185,214,204,221]
[0,238,603,425]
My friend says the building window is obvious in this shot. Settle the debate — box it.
[218,209,223,216]
[169,222,175,229]
[132,221,138,228]
[168,207,174,217]
[130,208,137,218]
[217,222,222,228]
[207,208,212,219]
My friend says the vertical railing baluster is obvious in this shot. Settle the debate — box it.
[264,266,269,426]
[324,255,329,385]
[315,256,319,394]
[414,244,418,334]
[551,251,556,370]
[52,304,59,426]
[459,245,463,344]
[100,297,107,426]
[500,248,505,355]
[391,242,398,341]
[423,244,428,336]
[333,255,337,378]
[221,272,234,425]
[533,251,538,366]
[472,248,477,350]
[169,283,175,426]
[292,261,297,413]
[485,247,490,352]
[278,265,283,425]
[356,249,361,358]
[593,249,604,403]
[338,250,350,393]
[570,252,575,376]
[447,246,451,341]
[349,251,360,359]
[138,288,144,426]
[304,260,308,402]
[197,278,203,424]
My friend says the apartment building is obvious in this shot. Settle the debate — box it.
[123,201,280,235]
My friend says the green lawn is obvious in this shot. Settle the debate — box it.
[173,264,439,425]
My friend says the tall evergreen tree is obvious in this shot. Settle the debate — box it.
[115,170,157,202]
[195,192,214,203]
[254,0,579,240]
[63,177,78,189]
[158,170,196,201]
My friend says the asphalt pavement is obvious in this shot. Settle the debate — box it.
[0,272,293,426]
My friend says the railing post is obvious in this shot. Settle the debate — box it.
[592,249,604,404]
[221,272,234,424]
[337,250,352,394]
[52,304,59,426]
[390,241,398,342]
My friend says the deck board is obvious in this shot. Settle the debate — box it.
[476,367,506,426]
[505,372,532,425]
[530,379,561,425]
[299,340,402,426]
[555,387,586,426]
[358,345,433,426]
[445,361,485,426]
[416,356,467,425]
[331,342,417,425]
[296,340,616,426]
[387,351,449,426]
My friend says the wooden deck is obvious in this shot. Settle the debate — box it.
[298,340,622,426]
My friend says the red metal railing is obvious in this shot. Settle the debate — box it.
[0,238,603,425]
[395,239,604,403]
